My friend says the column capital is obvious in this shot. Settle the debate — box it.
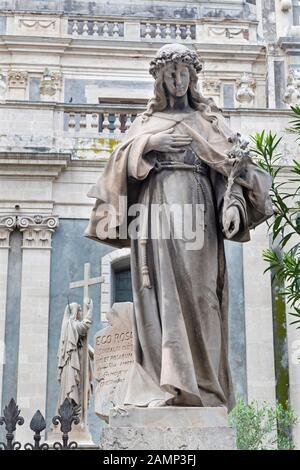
[0,215,17,248]
[17,214,59,249]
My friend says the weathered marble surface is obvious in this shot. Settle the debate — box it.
[100,407,236,450]
[94,302,134,421]
[109,405,229,428]
[0,1,248,20]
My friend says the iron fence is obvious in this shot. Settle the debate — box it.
[0,398,80,450]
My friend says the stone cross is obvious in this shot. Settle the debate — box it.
[69,262,103,315]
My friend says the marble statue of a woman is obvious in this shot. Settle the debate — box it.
[85,44,273,410]
[57,300,94,424]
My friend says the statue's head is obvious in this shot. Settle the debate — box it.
[67,302,82,320]
[149,44,202,100]
[143,43,219,124]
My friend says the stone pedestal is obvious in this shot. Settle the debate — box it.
[100,406,236,450]
[47,423,96,449]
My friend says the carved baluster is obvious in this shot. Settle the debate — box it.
[72,20,78,37]
[93,21,99,37]
[102,113,110,133]
[125,113,132,133]
[82,20,89,37]
[165,23,171,40]
[175,24,181,41]
[155,23,162,39]
[114,113,121,134]
[113,22,120,38]
[186,25,192,41]
[145,22,152,39]
[103,22,109,38]
[91,113,99,130]
[68,112,76,131]
[79,113,87,129]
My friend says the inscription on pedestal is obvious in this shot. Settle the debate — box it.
[94,302,134,421]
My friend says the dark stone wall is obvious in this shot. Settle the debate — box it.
[64,78,153,104]
[0,232,22,442]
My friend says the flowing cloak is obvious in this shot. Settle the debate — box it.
[57,311,93,421]
[85,110,273,410]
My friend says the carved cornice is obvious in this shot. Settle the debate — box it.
[0,215,17,248]
[278,37,300,56]
[0,153,71,179]
[17,215,59,249]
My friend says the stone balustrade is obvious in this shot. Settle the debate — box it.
[140,22,196,42]
[0,13,258,43]
[0,102,145,159]
[63,104,141,134]
[68,19,124,39]
[0,101,296,163]
[68,18,196,42]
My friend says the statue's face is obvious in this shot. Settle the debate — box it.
[163,62,190,98]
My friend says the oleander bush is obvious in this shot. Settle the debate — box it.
[251,124,300,332]
[229,398,297,450]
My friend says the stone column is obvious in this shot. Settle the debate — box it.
[0,215,17,409]
[243,224,276,405]
[16,214,58,441]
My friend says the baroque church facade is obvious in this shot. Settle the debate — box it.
[0,0,299,446]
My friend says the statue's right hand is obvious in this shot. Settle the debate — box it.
[146,128,192,153]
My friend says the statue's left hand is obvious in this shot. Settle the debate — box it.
[223,206,240,239]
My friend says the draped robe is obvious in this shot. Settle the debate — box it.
[57,307,93,422]
[85,110,273,410]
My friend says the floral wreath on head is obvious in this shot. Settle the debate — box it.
[149,44,203,78]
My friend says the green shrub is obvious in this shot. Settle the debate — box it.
[229,398,297,450]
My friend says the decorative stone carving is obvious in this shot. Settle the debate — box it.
[39,68,62,98]
[0,216,17,248]
[235,73,256,107]
[280,0,292,12]
[200,78,222,106]
[0,70,7,101]
[201,78,222,95]
[17,214,59,249]
[57,299,94,427]
[268,43,281,57]
[18,19,56,30]
[8,70,28,89]
[208,27,249,41]
[283,68,300,106]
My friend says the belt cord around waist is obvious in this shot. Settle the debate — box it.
[153,160,208,175]
[140,160,208,289]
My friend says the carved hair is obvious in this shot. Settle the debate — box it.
[143,44,221,131]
